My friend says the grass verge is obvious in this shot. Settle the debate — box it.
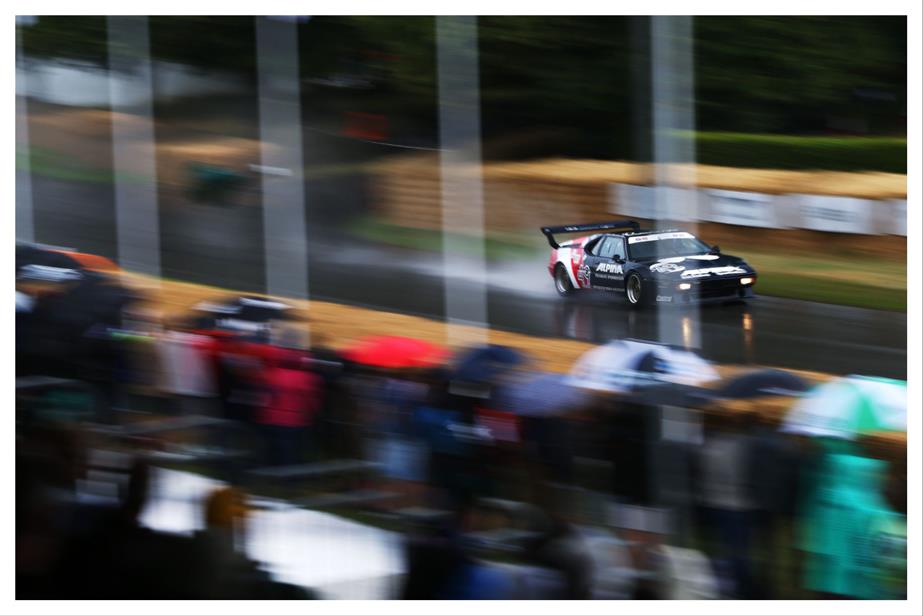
[18,146,152,184]
[722,245,905,311]
[349,217,544,261]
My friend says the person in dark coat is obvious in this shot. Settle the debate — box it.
[608,401,655,507]
[401,493,515,599]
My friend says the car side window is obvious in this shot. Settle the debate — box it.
[584,237,602,255]
[611,238,626,261]
[597,237,619,259]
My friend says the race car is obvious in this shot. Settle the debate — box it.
[541,220,757,307]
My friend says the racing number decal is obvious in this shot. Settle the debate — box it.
[577,264,591,287]
[571,249,588,288]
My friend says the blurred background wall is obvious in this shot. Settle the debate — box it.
[15,15,907,302]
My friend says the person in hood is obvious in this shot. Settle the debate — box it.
[255,349,324,466]
[799,450,905,599]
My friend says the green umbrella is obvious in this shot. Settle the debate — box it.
[781,375,906,440]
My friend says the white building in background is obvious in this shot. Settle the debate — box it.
[17,57,247,107]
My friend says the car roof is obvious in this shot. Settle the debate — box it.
[605,228,687,238]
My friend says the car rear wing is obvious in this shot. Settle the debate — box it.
[540,220,640,249]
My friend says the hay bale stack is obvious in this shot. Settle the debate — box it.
[370,153,907,236]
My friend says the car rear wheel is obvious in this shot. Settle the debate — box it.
[554,264,575,296]
[625,273,646,308]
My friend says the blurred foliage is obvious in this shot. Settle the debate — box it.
[19,16,906,162]
[694,133,907,172]
[20,16,258,71]
[20,16,110,66]
[695,17,906,134]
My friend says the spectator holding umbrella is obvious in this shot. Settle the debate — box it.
[413,377,494,510]
[781,376,908,599]
[695,406,761,598]
[491,371,589,497]
[687,368,812,598]
[342,335,447,505]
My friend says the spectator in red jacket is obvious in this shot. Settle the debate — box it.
[255,349,323,466]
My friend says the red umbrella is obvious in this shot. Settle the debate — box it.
[342,335,447,369]
[54,249,120,273]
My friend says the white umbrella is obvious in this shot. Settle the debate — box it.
[781,375,906,439]
[568,339,719,394]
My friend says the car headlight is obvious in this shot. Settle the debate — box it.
[678,283,692,291]
[740,277,754,285]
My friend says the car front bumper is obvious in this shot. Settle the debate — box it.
[655,276,756,304]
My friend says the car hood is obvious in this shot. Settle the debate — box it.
[645,253,753,279]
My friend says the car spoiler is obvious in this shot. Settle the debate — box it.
[540,220,640,249]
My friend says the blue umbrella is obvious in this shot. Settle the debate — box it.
[494,372,589,417]
[451,344,528,384]
[683,368,810,407]
[716,369,809,399]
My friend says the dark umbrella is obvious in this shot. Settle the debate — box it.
[493,372,589,417]
[716,369,810,399]
[17,244,119,278]
[451,345,528,384]
[17,245,84,281]
[189,295,297,336]
[681,368,810,407]
[235,296,297,322]
[29,271,139,334]
[16,244,81,276]
[22,272,140,380]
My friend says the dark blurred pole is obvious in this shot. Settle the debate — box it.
[16,20,34,243]
[630,16,652,164]
[436,16,488,347]
[650,16,701,549]
[107,16,162,278]
[256,16,309,341]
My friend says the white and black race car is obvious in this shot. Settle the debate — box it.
[541,220,757,307]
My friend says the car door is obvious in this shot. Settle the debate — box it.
[587,236,626,290]
[608,236,628,291]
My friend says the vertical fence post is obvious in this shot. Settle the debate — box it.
[651,15,701,547]
[108,16,162,279]
[255,16,310,343]
[16,22,34,243]
[437,16,489,349]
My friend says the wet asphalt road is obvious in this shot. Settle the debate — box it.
[27,173,907,380]
[309,252,907,379]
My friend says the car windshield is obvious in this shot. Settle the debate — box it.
[628,236,713,261]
